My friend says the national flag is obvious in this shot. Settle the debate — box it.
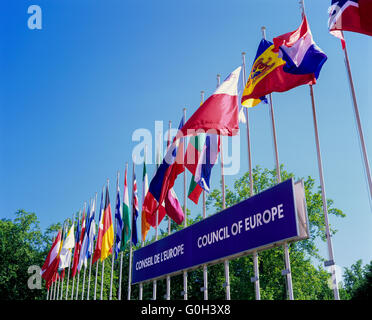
[58,224,75,269]
[194,134,220,193]
[114,176,123,260]
[132,170,139,246]
[71,215,81,277]
[273,15,328,80]
[185,134,205,204]
[144,116,185,227]
[122,166,131,249]
[86,200,96,261]
[78,205,90,272]
[41,230,62,288]
[92,190,104,264]
[141,160,150,242]
[101,185,114,261]
[328,0,372,45]
[178,66,242,137]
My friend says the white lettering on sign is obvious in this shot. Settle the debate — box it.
[197,203,285,249]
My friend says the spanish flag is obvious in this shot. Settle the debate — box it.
[101,185,114,261]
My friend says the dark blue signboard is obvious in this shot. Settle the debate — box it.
[132,178,305,284]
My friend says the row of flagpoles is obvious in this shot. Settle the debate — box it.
[41,0,371,301]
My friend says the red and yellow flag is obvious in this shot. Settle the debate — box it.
[101,185,114,261]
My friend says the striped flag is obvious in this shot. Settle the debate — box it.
[114,176,123,260]
[92,190,104,264]
[41,230,62,288]
[132,170,139,246]
[101,185,114,261]
[141,160,150,242]
[122,166,131,249]
[58,224,75,269]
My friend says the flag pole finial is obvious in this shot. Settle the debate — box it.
[261,26,266,39]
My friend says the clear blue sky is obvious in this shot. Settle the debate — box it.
[1,0,371,276]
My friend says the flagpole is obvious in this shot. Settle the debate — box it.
[87,193,97,300]
[241,52,261,300]
[75,207,83,300]
[215,73,231,300]
[65,215,73,300]
[261,26,294,300]
[182,107,188,300]
[120,163,129,300]
[117,169,124,301]
[118,173,125,299]
[153,133,162,300]
[109,172,119,300]
[200,89,208,300]
[94,186,104,301]
[101,180,109,300]
[309,84,340,300]
[342,34,372,200]
[165,120,172,300]
[139,154,145,300]
[81,201,89,300]
[127,161,135,300]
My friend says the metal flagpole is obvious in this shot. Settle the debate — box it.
[242,52,261,300]
[87,193,97,300]
[200,90,208,300]
[110,173,119,300]
[216,73,231,300]
[342,33,372,200]
[101,179,109,300]
[94,185,104,300]
[298,0,340,300]
[81,201,89,300]
[166,120,172,300]
[76,203,86,300]
[117,169,124,301]
[71,211,79,300]
[139,154,145,300]
[118,164,127,300]
[65,215,74,300]
[182,107,188,300]
[309,85,340,300]
[127,161,136,300]
[153,133,162,300]
[261,26,294,300]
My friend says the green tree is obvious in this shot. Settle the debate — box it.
[0,210,46,300]
[343,260,372,299]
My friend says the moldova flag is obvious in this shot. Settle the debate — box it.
[241,15,327,106]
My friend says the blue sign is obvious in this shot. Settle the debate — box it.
[132,178,305,284]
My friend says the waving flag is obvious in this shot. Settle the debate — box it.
[78,205,90,272]
[86,200,96,261]
[144,116,185,227]
[328,0,372,44]
[58,224,75,269]
[114,176,123,260]
[185,134,205,204]
[41,230,62,288]
[179,66,241,137]
[71,215,81,277]
[141,160,150,242]
[132,170,139,246]
[122,166,131,249]
[92,190,104,264]
[273,15,328,80]
[101,186,114,261]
